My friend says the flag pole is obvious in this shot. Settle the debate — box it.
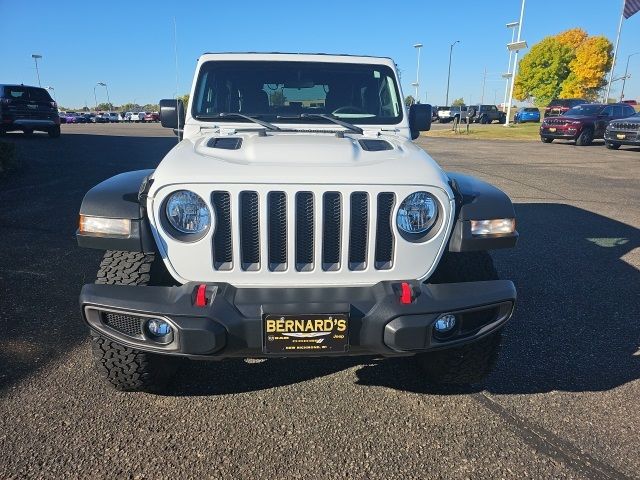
[605,0,625,103]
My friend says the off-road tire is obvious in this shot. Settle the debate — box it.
[605,142,620,150]
[48,126,61,138]
[91,335,179,391]
[91,250,179,392]
[575,127,593,146]
[414,330,503,385]
[415,251,503,385]
[541,137,553,143]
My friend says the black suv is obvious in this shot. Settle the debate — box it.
[605,111,640,150]
[469,104,506,124]
[0,84,61,137]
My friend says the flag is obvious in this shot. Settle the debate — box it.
[624,0,640,18]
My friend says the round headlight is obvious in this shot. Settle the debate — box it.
[165,190,211,234]
[397,192,438,234]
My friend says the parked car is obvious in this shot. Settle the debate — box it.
[604,111,640,150]
[540,103,636,146]
[0,84,60,137]
[105,112,120,123]
[94,113,109,123]
[59,112,68,124]
[76,52,518,392]
[75,113,90,124]
[622,100,637,106]
[126,112,144,122]
[437,105,469,123]
[64,112,79,123]
[143,112,160,122]
[543,98,587,118]
[469,104,506,124]
[513,107,540,123]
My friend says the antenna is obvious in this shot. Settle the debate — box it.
[173,17,181,142]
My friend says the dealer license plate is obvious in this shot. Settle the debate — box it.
[263,314,348,354]
[548,127,557,132]
[616,134,626,140]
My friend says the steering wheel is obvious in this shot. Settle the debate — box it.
[332,106,367,115]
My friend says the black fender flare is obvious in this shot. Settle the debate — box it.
[77,169,157,253]
[446,172,518,252]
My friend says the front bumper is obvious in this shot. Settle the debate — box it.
[605,130,640,146]
[80,280,516,359]
[540,125,579,139]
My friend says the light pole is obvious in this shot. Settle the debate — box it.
[620,52,639,101]
[98,82,111,111]
[413,43,423,102]
[502,22,519,111]
[445,41,460,106]
[505,0,527,127]
[31,54,42,87]
[93,84,99,111]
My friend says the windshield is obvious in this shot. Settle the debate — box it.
[192,61,403,125]
[564,105,602,116]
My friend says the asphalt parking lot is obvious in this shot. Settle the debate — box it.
[1,123,639,479]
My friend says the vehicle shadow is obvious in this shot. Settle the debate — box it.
[166,202,640,397]
[0,132,175,393]
[354,203,640,395]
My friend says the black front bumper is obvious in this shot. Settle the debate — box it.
[80,280,516,359]
[604,130,640,146]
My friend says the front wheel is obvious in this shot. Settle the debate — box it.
[575,128,593,146]
[91,251,180,392]
[541,136,553,143]
[415,251,504,385]
[48,126,61,138]
[606,142,621,150]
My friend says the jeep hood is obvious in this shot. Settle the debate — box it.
[149,132,451,193]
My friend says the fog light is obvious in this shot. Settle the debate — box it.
[434,314,457,333]
[146,318,172,337]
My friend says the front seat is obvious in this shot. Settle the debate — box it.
[241,88,269,113]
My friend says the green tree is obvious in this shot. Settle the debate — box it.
[404,95,415,107]
[179,94,189,109]
[451,98,465,106]
[514,28,613,106]
[120,103,142,112]
[96,103,112,111]
[142,103,159,112]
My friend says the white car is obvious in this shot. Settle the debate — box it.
[77,52,518,392]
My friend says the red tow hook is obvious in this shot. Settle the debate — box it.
[399,282,413,304]
[195,284,208,307]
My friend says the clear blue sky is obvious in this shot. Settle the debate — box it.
[2,0,639,108]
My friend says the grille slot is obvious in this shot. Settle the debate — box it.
[268,191,287,271]
[322,192,342,271]
[349,192,369,270]
[103,312,144,338]
[239,191,260,270]
[212,191,233,270]
[375,193,395,270]
[295,192,314,271]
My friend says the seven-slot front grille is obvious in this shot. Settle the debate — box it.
[211,190,396,273]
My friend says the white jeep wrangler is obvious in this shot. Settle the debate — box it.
[77,53,518,392]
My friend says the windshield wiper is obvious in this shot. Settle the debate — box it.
[277,114,364,135]
[194,112,280,131]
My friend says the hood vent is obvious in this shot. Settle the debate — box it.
[358,139,393,152]
[207,137,243,150]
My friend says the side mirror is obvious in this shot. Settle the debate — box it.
[159,99,185,130]
[409,103,432,139]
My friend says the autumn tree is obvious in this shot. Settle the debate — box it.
[451,97,465,106]
[404,95,415,107]
[514,28,612,106]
